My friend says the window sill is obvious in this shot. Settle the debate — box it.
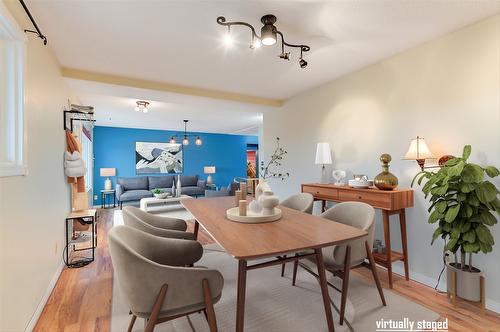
[0,163,27,177]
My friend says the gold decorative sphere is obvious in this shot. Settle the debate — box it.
[380,153,392,164]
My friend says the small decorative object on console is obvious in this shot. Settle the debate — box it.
[332,170,346,185]
[374,153,398,190]
[348,175,373,188]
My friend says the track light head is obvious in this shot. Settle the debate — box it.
[299,58,308,68]
[279,52,290,61]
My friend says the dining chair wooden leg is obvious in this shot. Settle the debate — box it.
[236,260,247,332]
[193,220,200,239]
[202,279,218,332]
[314,248,335,332]
[365,241,386,306]
[127,313,137,332]
[281,254,287,277]
[339,245,351,325]
[292,255,299,286]
[144,284,168,332]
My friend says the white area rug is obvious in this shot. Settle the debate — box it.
[111,208,439,332]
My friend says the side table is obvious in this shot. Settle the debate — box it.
[101,189,116,208]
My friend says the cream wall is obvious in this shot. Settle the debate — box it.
[264,15,500,311]
[0,1,75,330]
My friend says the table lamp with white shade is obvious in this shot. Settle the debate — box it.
[403,136,435,170]
[100,168,116,190]
[204,166,216,185]
[315,142,332,169]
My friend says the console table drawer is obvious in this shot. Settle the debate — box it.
[338,190,391,209]
[302,185,339,199]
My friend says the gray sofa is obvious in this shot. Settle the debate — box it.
[116,175,206,208]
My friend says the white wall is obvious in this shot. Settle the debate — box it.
[0,1,75,330]
[264,15,500,311]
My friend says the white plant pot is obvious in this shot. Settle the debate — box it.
[446,262,483,302]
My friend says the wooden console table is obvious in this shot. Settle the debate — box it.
[302,183,414,288]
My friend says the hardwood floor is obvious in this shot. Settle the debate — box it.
[34,208,500,331]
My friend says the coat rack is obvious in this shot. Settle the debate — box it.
[18,0,47,45]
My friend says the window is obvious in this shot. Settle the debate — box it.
[80,123,93,192]
[0,2,26,177]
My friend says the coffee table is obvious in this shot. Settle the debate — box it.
[140,195,192,212]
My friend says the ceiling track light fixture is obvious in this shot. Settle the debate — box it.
[169,120,202,146]
[216,14,310,68]
[135,100,150,113]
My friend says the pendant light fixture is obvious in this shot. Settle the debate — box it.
[134,100,149,113]
[169,120,202,146]
[216,14,310,68]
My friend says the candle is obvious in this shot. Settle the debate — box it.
[240,183,247,200]
[239,200,247,216]
[235,190,242,206]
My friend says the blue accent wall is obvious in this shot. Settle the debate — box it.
[93,126,257,205]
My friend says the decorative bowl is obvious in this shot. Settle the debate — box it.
[154,193,169,199]
[348,179,374,189]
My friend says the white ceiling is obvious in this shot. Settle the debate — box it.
[27,0,500,135]
[29,0,500,99]
[66,78,266,135]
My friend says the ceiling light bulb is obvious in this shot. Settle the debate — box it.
[261,24,277,46]
[299,58,308,68]
[142,107,148,113]
[170,137,176,144]
[224,26,232,46]
[134,106,140,112]
[253,38,261,48]
[182,137,190,145]
[195,136,202,145]
[262,36,276,46]
[224,33,232,45]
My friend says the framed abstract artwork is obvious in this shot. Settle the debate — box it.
[135,141,183,174]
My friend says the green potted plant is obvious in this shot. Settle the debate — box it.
[152,188,168,199]
[412,145,499,301]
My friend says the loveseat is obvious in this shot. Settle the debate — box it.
[116,175,206,208]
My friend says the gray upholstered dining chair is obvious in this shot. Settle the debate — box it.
[280,192,314,214]
[109,225,224,332]
[122,206,195,240]
[291,201,386,325]
[279,193,314,276]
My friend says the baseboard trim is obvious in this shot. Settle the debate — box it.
[391,265,500,314]
[24,262,65,331]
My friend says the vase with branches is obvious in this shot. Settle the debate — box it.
[260,137,290,180]
[255,137,289,199]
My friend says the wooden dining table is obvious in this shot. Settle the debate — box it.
[182,196,367,332]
